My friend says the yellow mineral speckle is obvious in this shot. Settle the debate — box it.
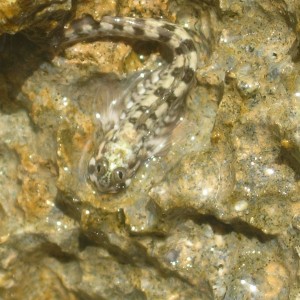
[0,1,20,22]
[15,145,39,174]
[280,139,294,149]
[211,131,223,144]
[17,177,55,219]
[264,262,288,299]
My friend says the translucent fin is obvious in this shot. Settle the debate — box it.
[145,117,188,158]
[68,72,146,131]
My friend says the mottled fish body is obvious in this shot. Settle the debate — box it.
[59,14,197,193]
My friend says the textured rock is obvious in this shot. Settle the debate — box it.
[0,0,299,299]
[0,0,72,35]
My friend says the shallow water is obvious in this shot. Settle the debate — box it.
[0,0,299,299]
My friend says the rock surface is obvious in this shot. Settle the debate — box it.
[0,0,299,299]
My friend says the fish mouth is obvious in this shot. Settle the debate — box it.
[95,181,126,193]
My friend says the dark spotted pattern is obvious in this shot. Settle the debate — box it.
[60,15,198,193]
[161,23,176,32]
[149,113,158,120]
[133,26,145,36]
[182,39,197,52]
[182,68,195,83]
[137,123,148,131]
[157,27,173,43]
[138,105,150,112]
[113,23,124,31]
[154,86,168,97]
[165,93,177,106]
[171,66,184,77]
[129,117,137,124]
[175,39,196,55]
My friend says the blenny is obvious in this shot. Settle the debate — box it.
[59,14,198,193]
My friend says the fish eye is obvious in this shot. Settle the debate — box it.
[112,167,127,183]
[95,157,109,176]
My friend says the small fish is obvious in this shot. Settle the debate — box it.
[59,14,198,193]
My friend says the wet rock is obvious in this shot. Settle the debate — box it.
[0,0,299,299]
[0,0,72,36]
